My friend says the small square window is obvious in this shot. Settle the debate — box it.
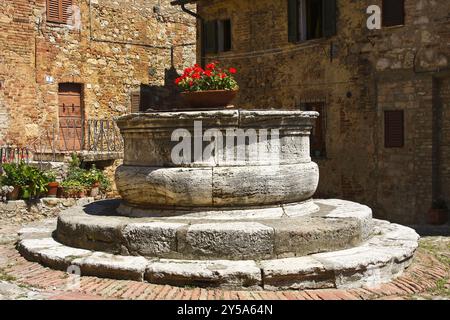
[382,0,405,27]
[288,0,337,43]
[203,19,232,54]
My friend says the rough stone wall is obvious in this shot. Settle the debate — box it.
[435,77,450,209]
[196,0,450,224]
[0,0,196,146]
[0,197,94,225]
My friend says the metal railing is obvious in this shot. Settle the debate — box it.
[4,118,124,163]
[85,119,124,152]
[0,146,31,165]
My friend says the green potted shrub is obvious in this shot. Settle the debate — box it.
[44,171,59,198]
[61,180,86,199]
[83,165,103,197]
[1,163,25,200]
[1,162,49,200]
[19,164,49,200]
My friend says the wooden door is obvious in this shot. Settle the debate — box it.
[58,83,83,151]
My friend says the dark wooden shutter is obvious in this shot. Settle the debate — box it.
[131,90,141,113]
[382,0,405,27]
[222,20,232,52]
[384,110,404,148]
[61,0,73,23]
[47,0,73,24]
[288,0,299,43]
[203,21,218,54]
[47,0,61,23]
[323,0,337,38]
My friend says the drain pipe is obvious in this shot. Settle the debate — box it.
[176,2,205,68]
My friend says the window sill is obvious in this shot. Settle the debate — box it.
[290,38,328,47]
[45,21,76,29]
[381,24,405,29]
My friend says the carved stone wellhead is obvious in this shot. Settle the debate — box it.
[115,110,320,218]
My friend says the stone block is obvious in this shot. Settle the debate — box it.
[261,256,334,290]
[182,222,274,260]
[72,252,149,281]
[145,259,262,288]
[122,222,187,256]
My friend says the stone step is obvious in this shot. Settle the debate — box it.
[17,218,419,291]
[54,199,373,260]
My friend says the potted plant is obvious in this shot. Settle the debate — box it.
[61,180,86,199]
[427,199,448,225]
[1,163,24,200]
[0,185,14,202]
[19,164,49,200]
[83,165,103,197]
[175,62,239,109]
[44,171,59,198]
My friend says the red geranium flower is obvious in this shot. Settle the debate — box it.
[229,67,237,74]
[206,63,216,70]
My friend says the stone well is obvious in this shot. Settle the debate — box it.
[115,110,320,218]
[17,110,419,290]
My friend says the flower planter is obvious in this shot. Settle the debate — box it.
[426,208,448,225]
[47,182,60,198]
[90,182,100,197]
[180,90,238,109]
[7,186,20,201]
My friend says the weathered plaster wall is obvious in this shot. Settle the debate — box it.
[196,0,450,224]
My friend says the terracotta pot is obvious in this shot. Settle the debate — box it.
[180,90,238,109]
[90,186,100,198]
[47,182,59,198]
[78,191,86,199]
[7,186,20,201]
[426,208,448,225]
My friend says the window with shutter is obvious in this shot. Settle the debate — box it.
[323,0,337,37]
[382,0,405,27]
[288,0,336,43]
[47,0,73,24]
[203,19,231,54]
[384,110,404,148]
[288,0,300,42]
[203,21,218,54]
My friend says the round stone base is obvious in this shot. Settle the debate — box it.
[54,199,372,260]
[17,217,419,290]
[116,199,320,219]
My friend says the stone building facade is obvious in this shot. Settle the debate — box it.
[175,0,450,224]
[0,0,196,148]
